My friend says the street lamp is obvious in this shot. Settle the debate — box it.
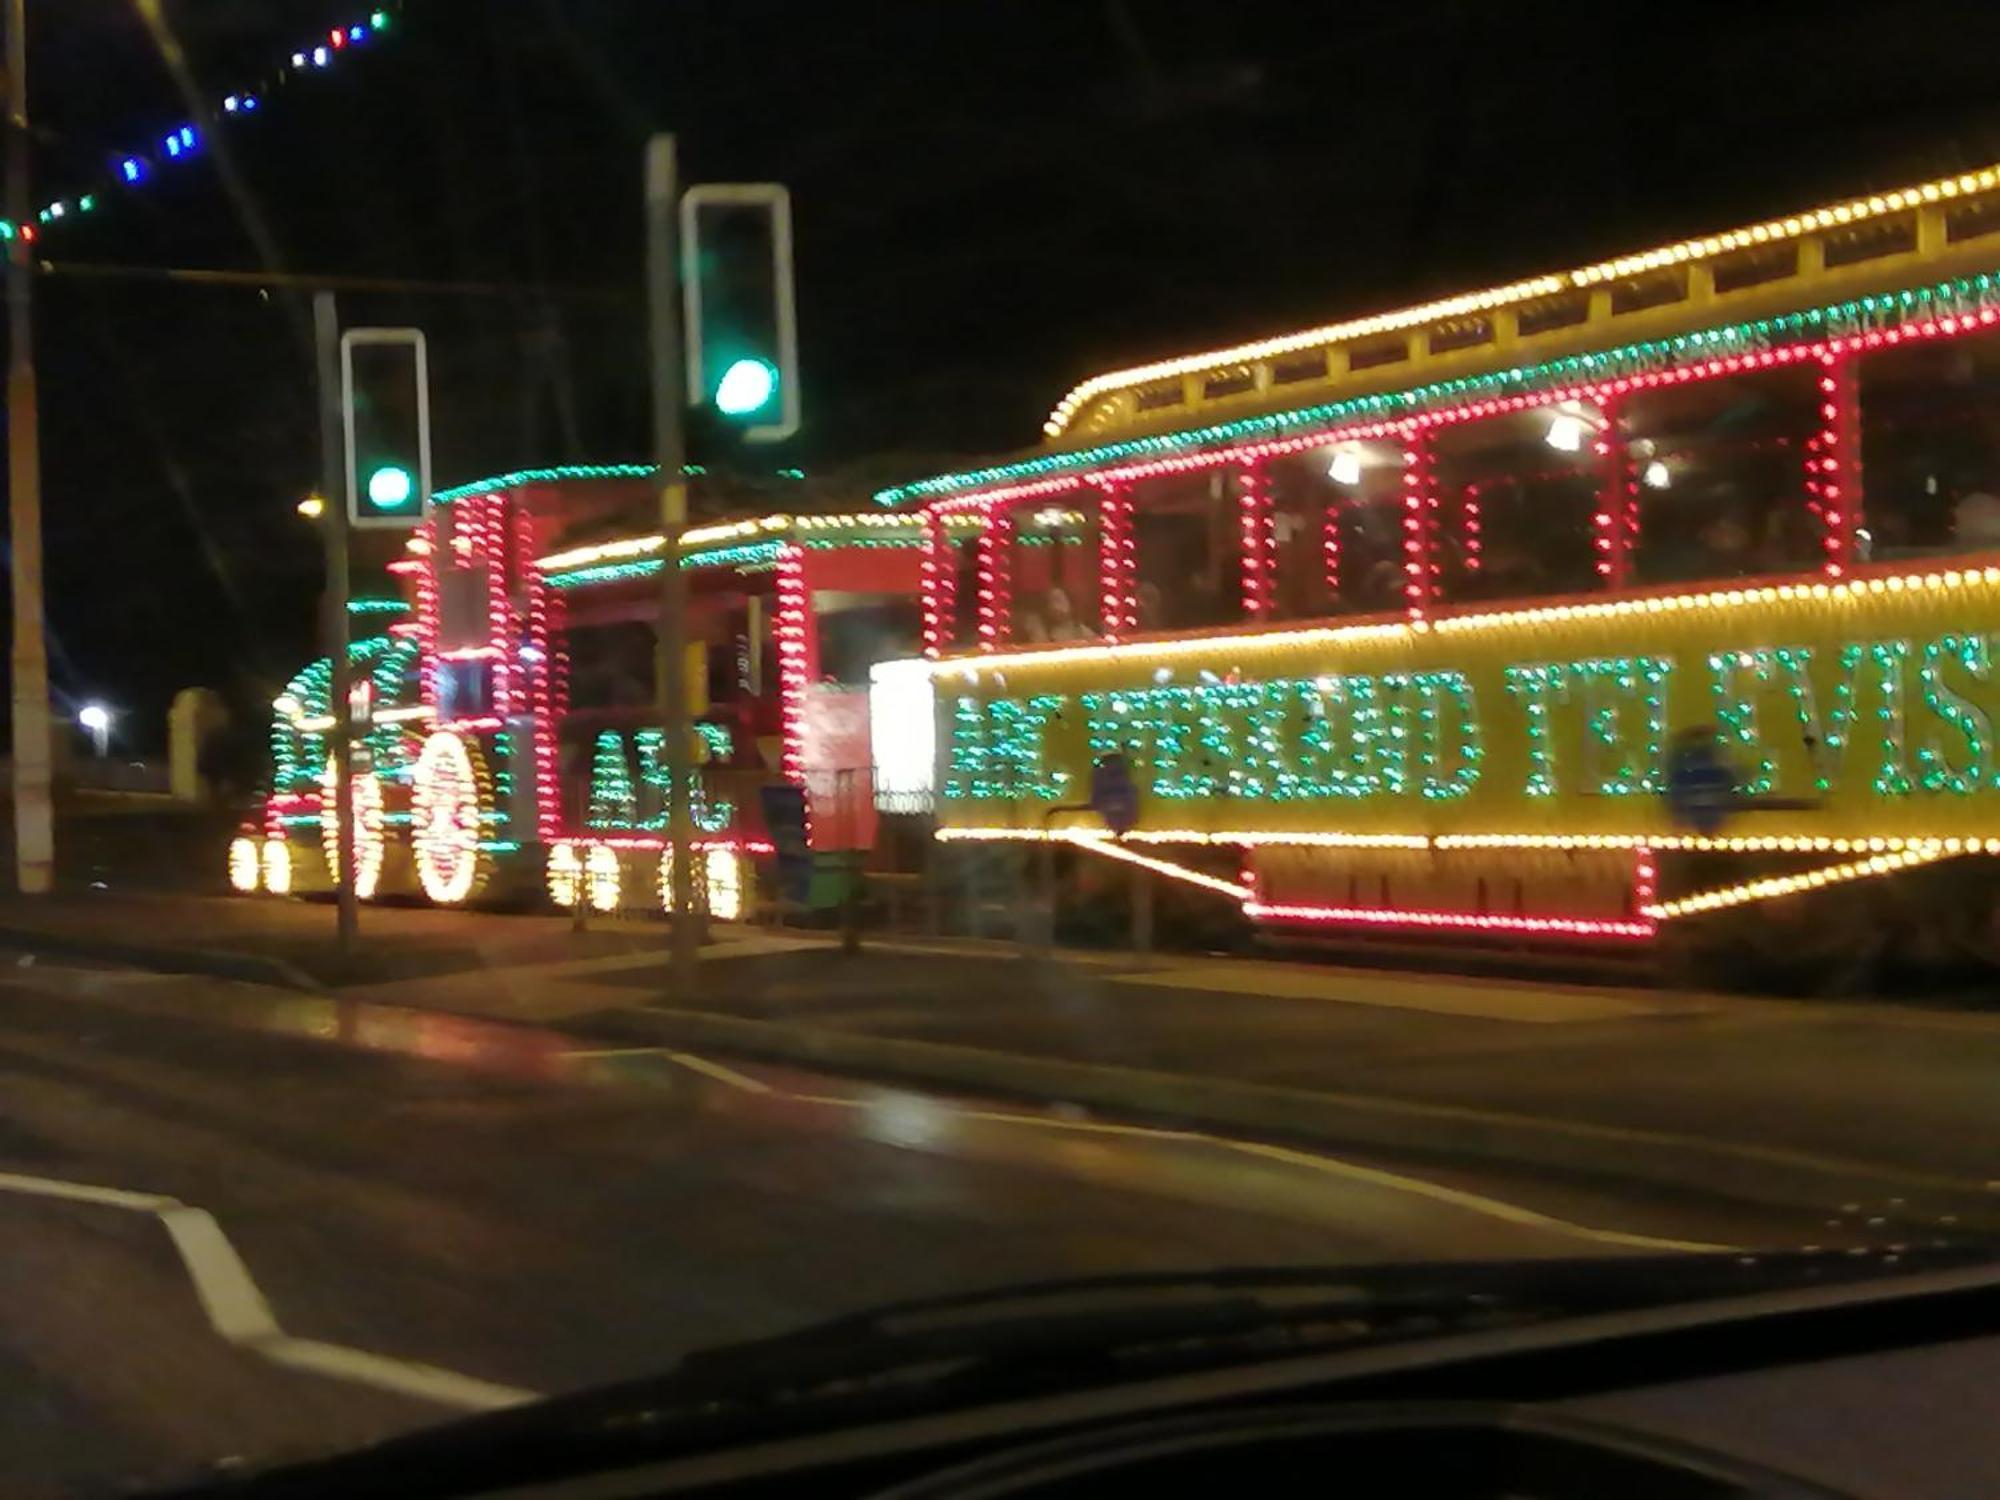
[297,493,326,520]
[77,701,110,756]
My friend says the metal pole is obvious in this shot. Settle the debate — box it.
[1130,858,1153,961]
[314,292,357,950]
[647,135,697,997]
[5,0,51,895]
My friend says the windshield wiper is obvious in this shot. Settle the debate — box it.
[668,1249,1936,1399]
[154,1247,1981,1500]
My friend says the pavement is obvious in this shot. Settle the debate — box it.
[0,949,1853,1497]
[0,887,1991,1227]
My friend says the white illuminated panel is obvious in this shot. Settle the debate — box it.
[869,657,935,813]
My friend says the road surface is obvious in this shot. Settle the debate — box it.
[0,951,1885,1496]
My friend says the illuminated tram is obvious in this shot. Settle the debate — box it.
[892,161,2000,976]
[235,160,2000,978]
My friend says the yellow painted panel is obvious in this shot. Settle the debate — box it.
[936,561,2000,845]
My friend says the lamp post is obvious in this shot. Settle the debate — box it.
[5,0,53,894]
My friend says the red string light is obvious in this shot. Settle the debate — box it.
[775,543,810,781]
[1591,402,1622,584]
[1095,481,1135,639]
[1810,352,1860,579]
[1401,434,1435,617]
[1236,462,1275,618]
[516,499,561,844]
[920,513,953,658]
[1457,481,1481,576]
[1323,494,1342,596]
[412,522,441,712]
[975,509,1014,650]
[1633,846,1658,916]
[1244,900,1653,940]
[482,497,513,715]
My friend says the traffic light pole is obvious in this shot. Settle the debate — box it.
[5,0,52,896]
[314,292,358,952]
[647,135,698,996]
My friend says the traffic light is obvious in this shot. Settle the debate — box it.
[680,184,798,442]
[340,328,432,529]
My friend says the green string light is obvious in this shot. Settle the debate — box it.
[1917,634,1993,794]
[433,464,657,507]
[545,541,786,591]
[586,730,637,828]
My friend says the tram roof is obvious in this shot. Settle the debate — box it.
[873,160,2000,509]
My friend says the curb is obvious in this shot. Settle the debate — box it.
[602,1003,2000,1228]
[0,923,324,995]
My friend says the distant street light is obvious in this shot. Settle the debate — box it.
[297,493,326,520]
[77,701,110,756]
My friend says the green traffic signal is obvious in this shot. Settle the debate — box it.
[366,464,416,509]
[714,357,779,417]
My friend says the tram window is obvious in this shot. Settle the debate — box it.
[1434,412,1600,604]
[1860,328,2000,558]
[563,620,656,709]
[703,602,750,703]
[1132,470,1237,630]
[437,566,490,650]
[816,595,924,685]
[437,659,494,722]
[1009,501,1099,642]
[947,532,981,650]
[1268,449,1406,619]
[1626,367,1821,584]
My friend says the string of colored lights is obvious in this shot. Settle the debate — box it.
[1236,463,1275,620]
[1241,901,1655,940]
[774,544,810,782]
[410,730,490,904]
[940,558,2000,685]
[1590,405,1621,584]
[1640,843,1950,920]
[8,7,405,245]
[535,510,932,576]
[934,822,2000,858]
[1036,164,2000,439]
[927,327,1962,652]
[1401,433,1434,616]
[878,266,2000,509]
[1096,482,1135,639]
[921,512,956,656]
[977,510,1013,650]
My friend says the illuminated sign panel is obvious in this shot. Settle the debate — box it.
[936,565,2000,847]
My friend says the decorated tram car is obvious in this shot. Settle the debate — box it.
[232,466,930,918]
[238,161,2000,975]
[897,159,2000,976]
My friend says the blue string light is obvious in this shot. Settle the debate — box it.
[29,6,402,238]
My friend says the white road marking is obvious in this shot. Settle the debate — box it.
[0,1170,535,1411]
[635,1056,1736,1255]
[0,1169,175,1212]
[1222,1140,1731,1254]
[660,1051,774,1093]
[567,1047,776,1094]
[564,1046,670,1058]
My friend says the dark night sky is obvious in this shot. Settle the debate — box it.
[12,0,2000,746]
